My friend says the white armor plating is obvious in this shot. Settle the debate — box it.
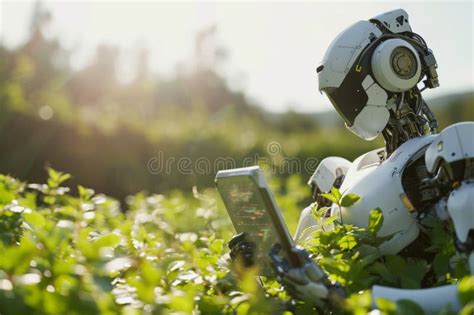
[333,135,436,254]
[349,75,389,140]
[370,9,412,33]
[447,182,474,244]
[318,21,382,91]
[425,122,474,174]
[307,156,351,193]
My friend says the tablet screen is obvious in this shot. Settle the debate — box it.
[216,171,294,276]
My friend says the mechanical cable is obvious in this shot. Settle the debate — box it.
[353,31,430,71]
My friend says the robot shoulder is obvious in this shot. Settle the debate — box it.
[335,137,437,254]
[425,121,474,175]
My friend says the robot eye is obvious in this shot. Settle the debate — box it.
[371,38,421,92]
[390,46,418,79]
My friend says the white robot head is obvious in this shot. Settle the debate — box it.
[318,9,439,141]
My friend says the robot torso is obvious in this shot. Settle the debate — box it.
[331,135,436,254]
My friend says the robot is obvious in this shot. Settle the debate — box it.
[229,9,474,313]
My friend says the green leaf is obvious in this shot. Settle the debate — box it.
[47,168,71,188]
[19,192,37,210]
[316,206,329,217]
[396,300,424,315]
[322,215,338,227]
[460,303,474,315]
[458,276,474,306]
[331,187,342,202]
[44,195,56,205]
[309,203,330,223]
[210,239,224,254]
[199,295,229,314]
[370,262,397,285]
[432,253,450,278]
[340,193,361,207]
[338,234,357,250]
[0,183,15,205]
[320,258,349,278]
[141,260,162,285]
[400,276,420,289]
[344,290,372,313]
[321,193,338,204]
[385,255,406,277]
[376,297,397,312]
[78,185,94,200]
[94,233,120,249]
[367,208,383,235]
[24,211,46,229]
[403,260,429,289]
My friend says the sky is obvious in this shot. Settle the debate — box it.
[1,0,473,112]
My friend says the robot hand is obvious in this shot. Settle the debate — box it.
[269,244,343,307]
[228,232,256,267]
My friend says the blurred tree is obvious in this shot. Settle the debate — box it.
[274,110,320,134]
[67,44,119,108]
[0,1,73,120]
[135,47,150,83]
[194,24,228,70]
[0,3,471,200]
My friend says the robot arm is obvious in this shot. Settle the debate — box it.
[307,156,351,205]
[228,233,343,308]
[294,157,351,241]
[270,249,466,313]
[269,244,346,309]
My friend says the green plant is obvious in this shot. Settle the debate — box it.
[0,171,472,314]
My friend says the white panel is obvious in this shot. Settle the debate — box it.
[425,122,474,173]
[370,9,412,33]
[447,182,474,243]
[308,157,352,192]
[361,75,375,90]
[335,136,436,255]
[349,105,389,140]
[365,82,388,106]
[318,21,382,90]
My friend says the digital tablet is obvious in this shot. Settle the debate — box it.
[215,166,300,276]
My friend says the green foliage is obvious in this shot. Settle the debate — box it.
[0,169,471,314]
[458,276,474,307]
[0,169,279,314]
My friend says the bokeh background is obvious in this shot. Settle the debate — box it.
[0,0,473,202]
